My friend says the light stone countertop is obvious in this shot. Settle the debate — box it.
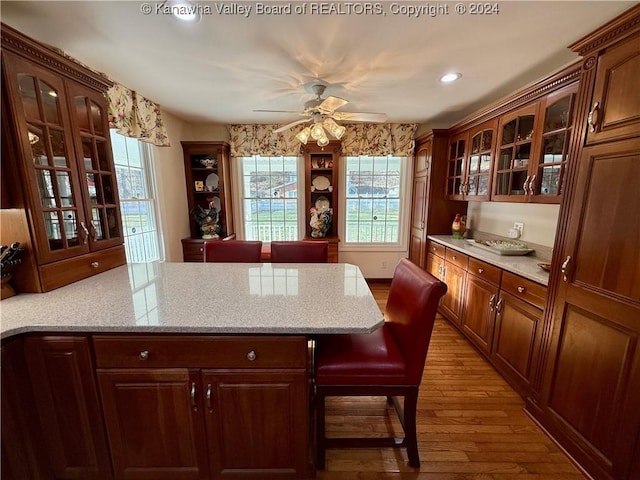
[428,234,551,286]
[0,262,384,339]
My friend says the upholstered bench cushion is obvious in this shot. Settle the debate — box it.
[315,324,407,386]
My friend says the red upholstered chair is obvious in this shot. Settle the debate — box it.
[314,258,447,468]
[270,241,329,263]
[203,240,262,263]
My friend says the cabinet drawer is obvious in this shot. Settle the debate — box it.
[93,335,308,369]
[501,272,546,309]
[427,240,445,259]
[467,257,502,286]
[445,249,469,270]
[182,239,205,262]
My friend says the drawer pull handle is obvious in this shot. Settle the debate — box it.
[489,294,496,311]
[206,383,213,410]
[561,255,572,282]
[79,222,90,244]
[588,102,600,133]
[496,298,504,315]
[478,268,484,274]
[91,261,100,268]
[517,286,526,293]
[190,382,197,408]
[247,350,257,361]
[139,350,149,360]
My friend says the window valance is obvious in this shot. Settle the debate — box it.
[107,83,171,147]
[229,123,417,157]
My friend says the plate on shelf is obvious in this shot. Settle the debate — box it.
[315,196,330,212]
[205,173,219,191]
[208,196,221,211]
[470,239,534,256]
[312,175,330,191]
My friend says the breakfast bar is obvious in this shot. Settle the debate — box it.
[1,263,384,479]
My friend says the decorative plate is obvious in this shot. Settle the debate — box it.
[205,173,219,191]
[209,196,221,211]
[315,196,330,212]
[312,175,330,191]
[199,157,217,168]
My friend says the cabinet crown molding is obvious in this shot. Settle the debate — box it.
[569,4,640,55]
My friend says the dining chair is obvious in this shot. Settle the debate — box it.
[204,240,262,263]
[270,241,329,263]
[314,258,447,469]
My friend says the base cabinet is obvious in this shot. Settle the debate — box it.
[462,273,499,355]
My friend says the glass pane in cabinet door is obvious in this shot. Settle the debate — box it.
[62,210,79,246]
[469,155,480,174]
[39,81,61,125]
[545,97,571,132]
[106,208,121,238]
[501,120,516,144]
[467,176,477,195]
[102,176,116,204]
[43,211,63,249]
[478,175,489,196]
[18,75,40,121]
[86,173,100,204]
[512,171,529,195]
[37,169,56,208]
[90,102,104,135]
[482,131,493,151]
[498,148,512,169]
[74,97,91,133]
[49,129,69,167]
[56,171,74,207]
[496,172,510,195]
[480,154,491,172]
[28,124,48,165]
[82,138,95,170]
[542,133,566,163]
[471,134,481,154]
[517,115,535,141]
[539,165,561,195]
[91,208,105,240]
[515,144,531,168]
[96,140,111,170]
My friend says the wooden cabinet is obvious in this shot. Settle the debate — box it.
[23,336,113,479]
[1,25,126,292]
[445,131,469,200]
[531,8,640,480]
[182,142,234,240]
[182,237,206,262]
[93,335,310,480]
[426,241,466,327]
[409,132,466,268]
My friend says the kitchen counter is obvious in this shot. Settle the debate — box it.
[0,262,384,339]
[428,234,551,286]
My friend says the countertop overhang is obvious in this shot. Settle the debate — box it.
[0,262,384,339]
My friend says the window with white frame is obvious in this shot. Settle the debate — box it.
[239,155,302,242]
[343,155,406,245]
[110,130,163,262]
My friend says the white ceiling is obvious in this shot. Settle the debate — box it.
[1,1,636,129]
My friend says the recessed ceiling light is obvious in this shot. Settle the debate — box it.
[165,0,201,22]
[440,72,462,83]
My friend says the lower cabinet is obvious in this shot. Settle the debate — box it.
[461,267,501,355]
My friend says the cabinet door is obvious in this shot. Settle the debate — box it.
[408,175,428,268]
[97,369,209,480]
[465,120,497,201]
[2,52,89,263]
[440,261,466,326]
[445,132,468,200]
[426,252,445,282]
[491,292,542,397]
[202,370,309,479]
[24,336,112,480]
[462,274,499,355]
[492,103,542,202]
[586,33,640,145]
[67,81,123,251]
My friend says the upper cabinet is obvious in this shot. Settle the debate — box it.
[465,119,497,201]
[445,131,468,200]
[1,25,126,292]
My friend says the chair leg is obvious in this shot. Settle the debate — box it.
[403,391,420,468]
[315,391,326,470]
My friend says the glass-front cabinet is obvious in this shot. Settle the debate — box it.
[465,120,497,200]
[445,131,468,200]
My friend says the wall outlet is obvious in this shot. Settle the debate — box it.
[513,222,524,235]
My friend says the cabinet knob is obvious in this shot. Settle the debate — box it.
[91,261,99,268]
[452,255,457,260]
[199,247,203,252]
[139,350,149,360]
[478,268,484,274]
[517,286,526,293]
[247,350,257,361]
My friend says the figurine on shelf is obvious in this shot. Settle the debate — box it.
[191,204,220,239]
[310,207,333,238]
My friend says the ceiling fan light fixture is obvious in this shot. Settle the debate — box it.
[323,118,346,140]
[310,123,325,141]
[317,134,330,147]
[295,127,311,144]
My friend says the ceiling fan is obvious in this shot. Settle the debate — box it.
[254,83,387,146]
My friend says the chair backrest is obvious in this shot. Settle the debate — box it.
[270,241,329,263]
[204,240,263,263]
[385,258,447,385]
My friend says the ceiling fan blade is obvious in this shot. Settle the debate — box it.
[317,96,349,114]
[273,118,311,133]
[332,112,388,123]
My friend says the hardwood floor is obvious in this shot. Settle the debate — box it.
[316,281,588,480]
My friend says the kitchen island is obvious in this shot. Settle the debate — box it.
[1,262,384,480]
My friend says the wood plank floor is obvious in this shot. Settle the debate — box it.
[316,282,588,480]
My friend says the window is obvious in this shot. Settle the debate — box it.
[110,131,163,262]
[239,155,302,242]
[343,155,406,245]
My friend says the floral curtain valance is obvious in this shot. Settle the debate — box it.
[340,123,418,157]
[228,124,303,157]
[107,83,171,147]
[229,122,418,158]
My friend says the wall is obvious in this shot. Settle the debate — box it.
[466,201,559,247]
